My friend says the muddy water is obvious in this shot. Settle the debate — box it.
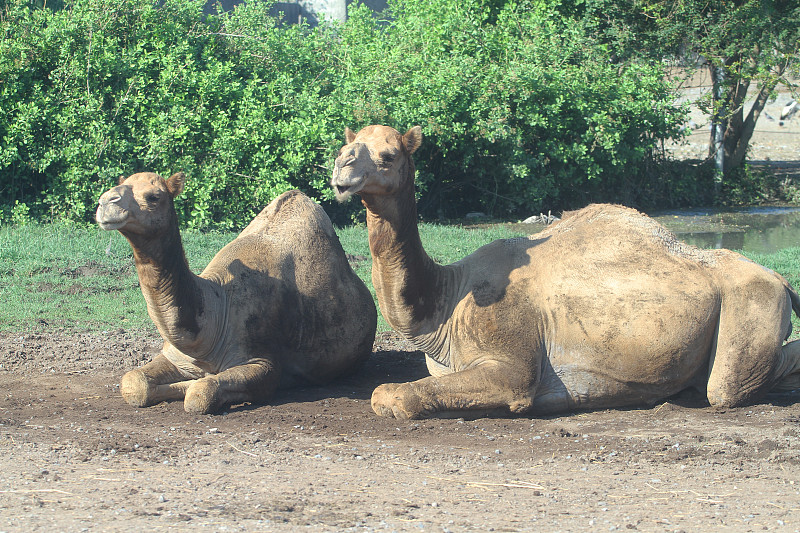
[651,206,800,253]
[508,206,800,253]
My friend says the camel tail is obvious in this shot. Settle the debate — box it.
[784,277,800,318]
[770,277,800,393]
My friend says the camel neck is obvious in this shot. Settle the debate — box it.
[124,224,212,355]
[362,181,454,341]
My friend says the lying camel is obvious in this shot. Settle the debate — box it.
[97,172,376,414]
[331,124,800,419]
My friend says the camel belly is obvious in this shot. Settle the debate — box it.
[533,314,717,412]
[528,267,720,411]
[531,357,704,414]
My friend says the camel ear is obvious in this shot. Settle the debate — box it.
[344,127,356,144]
[117,175,126,185]
[402,126,422,154]
[166,172,186,198]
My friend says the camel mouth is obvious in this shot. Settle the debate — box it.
[330,166,365,201]
[97,218,128,231]
[332,180,363,202]
[333,185,353,202]
[96,207,129,231]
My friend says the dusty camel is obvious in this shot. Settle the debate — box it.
[331,124,800,419]
[96,172,376,414]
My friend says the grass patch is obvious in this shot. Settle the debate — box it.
[1,222,798,339]
[0,224,145,331]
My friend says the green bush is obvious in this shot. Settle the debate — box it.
[0,0,688,228]
[0,0,344,228]
[327,0,687,217]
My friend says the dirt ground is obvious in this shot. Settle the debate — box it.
[1,326,799,533]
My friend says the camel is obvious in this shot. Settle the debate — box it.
[96,172,376,414]
[331,124,800,419]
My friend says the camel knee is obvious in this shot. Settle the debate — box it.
[372,383,425,419]
[183,360,281,414]
[120,369,153,408]
[508,395,534,414]
[184,378,222,414]
[121,353,187,408]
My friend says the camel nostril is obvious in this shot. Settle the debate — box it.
[338,156,356,168]
[100,194,122,206]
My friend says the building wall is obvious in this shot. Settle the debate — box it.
[204,0,388,25]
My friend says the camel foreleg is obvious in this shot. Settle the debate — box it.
[183,358,282,414]
[120,353,192,408]
[371,361,535,419]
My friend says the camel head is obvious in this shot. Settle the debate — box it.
[96,172,185,235]
[331,125,422,202]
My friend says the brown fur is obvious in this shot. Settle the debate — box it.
[330,125,800,420]
[97,172,376,414]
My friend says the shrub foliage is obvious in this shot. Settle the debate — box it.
[1,0,687,228]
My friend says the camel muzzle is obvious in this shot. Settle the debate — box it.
[331,162,364,201]
[96,196,130,230]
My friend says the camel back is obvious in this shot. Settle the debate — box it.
[553,203,716,266]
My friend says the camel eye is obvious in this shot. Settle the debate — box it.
[145,194,160,204]
[378,153,395,167]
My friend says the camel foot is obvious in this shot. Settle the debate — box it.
[120,369,152,408]
[773,373,800,392]
[371,383,425,419]
[184,379,223,414]
[773,340,800,392]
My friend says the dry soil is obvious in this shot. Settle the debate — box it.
[1,327,799,533]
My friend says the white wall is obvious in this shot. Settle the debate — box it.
[204,0,388,25]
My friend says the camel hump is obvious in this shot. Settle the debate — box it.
[266,189,314,216]
[244,190,335,239]
[555,203,716,266]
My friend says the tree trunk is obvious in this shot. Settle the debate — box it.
[725,78,780,171]
[710,64,727,195]
[723,76,750,163]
